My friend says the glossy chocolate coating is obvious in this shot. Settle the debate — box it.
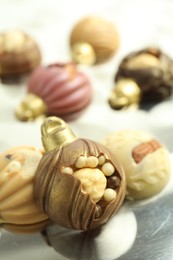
[0,29,41,78]
[34,138,126,230]
[115,47,173,102]
[28,63,92,121]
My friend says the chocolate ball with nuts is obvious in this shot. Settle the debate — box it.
[102,130,171,200]
[34,117,126,230]
[114,47,173,104]
[109,47,173,110]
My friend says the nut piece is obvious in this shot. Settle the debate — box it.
[132,139,161,163]
[102,130,171,200]
[74,168,107,203]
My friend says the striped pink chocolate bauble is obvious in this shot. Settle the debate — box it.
[28,63,93,121]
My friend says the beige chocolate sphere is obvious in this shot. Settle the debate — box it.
[102,130,171,200]
[0,29,41,78]
[70,16,120,64]
[0,146,48,226]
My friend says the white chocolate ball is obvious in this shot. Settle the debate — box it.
[102,130,171,200]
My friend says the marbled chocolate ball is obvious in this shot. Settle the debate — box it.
[0,146,48,226]
[102,130,171,200]
[27,63,92,121]
[0,29,41,78]
[115,47,173,103]
[70,16,120,64]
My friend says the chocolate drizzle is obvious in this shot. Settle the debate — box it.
[34,138,126,230]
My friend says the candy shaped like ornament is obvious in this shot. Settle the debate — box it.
[34,117,126,230]
[15,63,92,122]
[70,16,120,65]
[0,146,49,233]
[102,130,171,200]
[109,47,173,109]
[109,79,141,110]
[0,29,41,79]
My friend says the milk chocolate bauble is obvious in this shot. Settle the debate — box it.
[70,16,120,65]
[34,117,126,230]
[0,29,41,78]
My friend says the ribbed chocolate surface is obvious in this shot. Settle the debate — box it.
[34,138,126,230]
[0,146,48,226]
[28,63,92,120]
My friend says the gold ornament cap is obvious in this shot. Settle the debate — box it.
[41,116,77,152]
[15,93,47,121]
[109,78,141,109]
[71,42,96,65]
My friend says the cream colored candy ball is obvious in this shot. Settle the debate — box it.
[102,130,171,200]
[0,146,48,225]
[70,16,120,64]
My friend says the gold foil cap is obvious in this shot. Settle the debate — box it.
[71,42,96,65]
[41,116,77,152]
[109,79,141,109]
[15,93,47,121]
